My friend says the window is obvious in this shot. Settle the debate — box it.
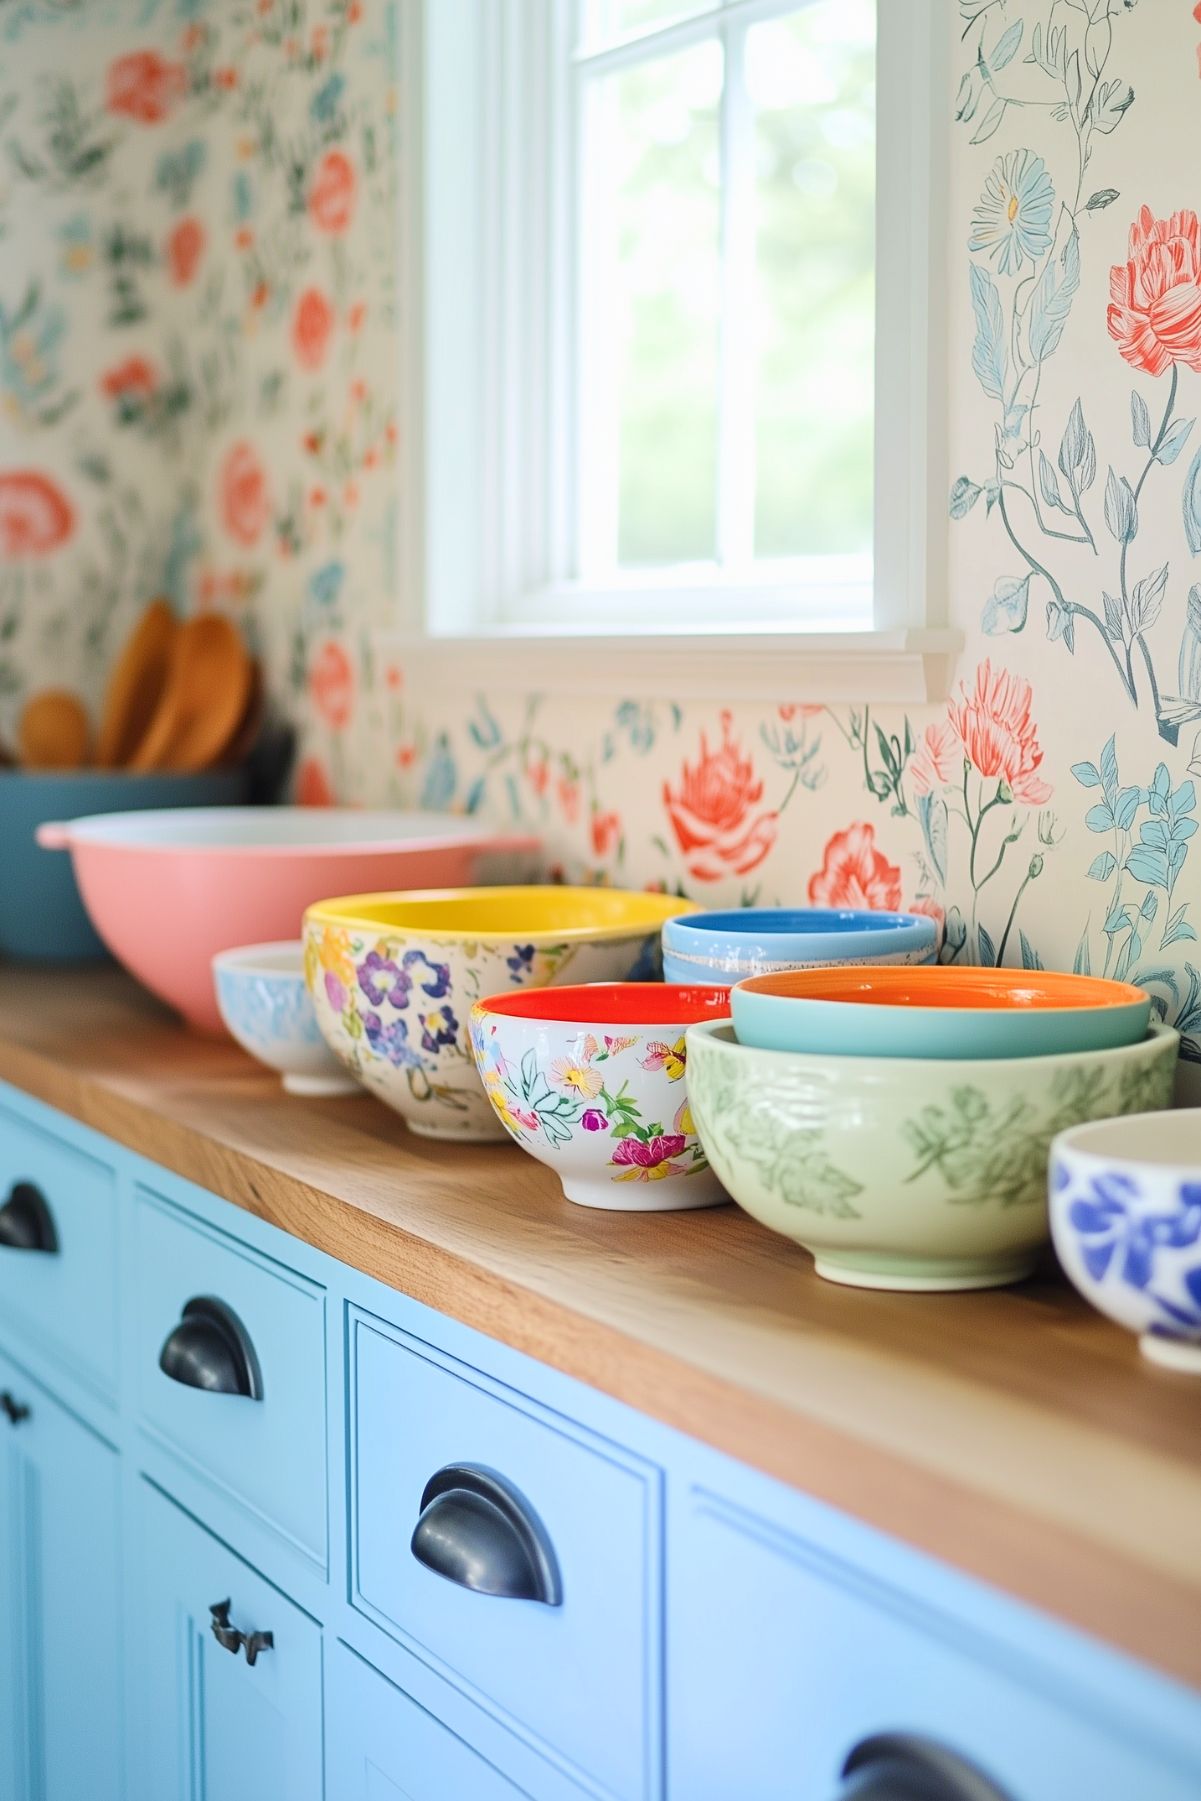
[401,0,951,691]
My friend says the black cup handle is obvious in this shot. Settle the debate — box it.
[410,1464,562,1605]
[209,1599,273,1667]
[838,1736,1013,1801]
[159,1298,262,1400]
[0,1183,58,1253]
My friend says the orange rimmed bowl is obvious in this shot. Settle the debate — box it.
[730,965,1152,1060]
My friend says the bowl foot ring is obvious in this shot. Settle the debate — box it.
[813,1254,1038,1293]
[1140,1333,1201,1375]
[282,1072,364,1098]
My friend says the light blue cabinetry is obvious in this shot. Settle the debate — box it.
[0,1345,123,1801]
[1,1077,1199,1801]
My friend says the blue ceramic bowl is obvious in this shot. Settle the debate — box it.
[0,768,247,963]
[661,907,937,987]
[731,965,1153,1060]
[213,941,361,1096]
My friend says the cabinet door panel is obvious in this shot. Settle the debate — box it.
[327,1642,529,1801]
[135,1482,322,1801]
[0,1347,122,1801]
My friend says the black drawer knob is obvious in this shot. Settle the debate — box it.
[209,1599,273,1667]
[159,1297,262,1399]
[0,1183,58,1253]
[839,1736,1012,1801]
[1,1391,30,1427]
[411,1464,562,1605]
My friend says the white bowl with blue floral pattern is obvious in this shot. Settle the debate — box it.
[1050,1110,1201,1374]
[213,941,362,1098]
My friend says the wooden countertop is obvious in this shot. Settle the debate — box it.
[0,967,1199,1689]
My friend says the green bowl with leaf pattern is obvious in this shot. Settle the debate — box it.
[684,1018,1179,1292]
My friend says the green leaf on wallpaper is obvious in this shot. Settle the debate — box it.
[1131,389,1152,449]
[1089,79,1135,135]
[949,475,984,519]
[1102,591,1123,641]
[968,265,1006,400]
[1157,417,1195,466]
[1028,228,1079,364]
[985,20,1024,74]
[1037,451,1068,513]
[982,574,1030,636]
[954,72,979,123]
[1087,852,1117,881]
[1129,564,1169,636]
[1100,734,1119,802]
[970,96,1008,146]
[977,924,997,968]
[1019,931,1043,972]
[1104,467,1138,543]
[1085,190,1120,212]
[918,792,948,885]
[1058,400,1096,493]
[1071,760,1102,788]
[1182,446,1201,554]
[1073,931,1092,977]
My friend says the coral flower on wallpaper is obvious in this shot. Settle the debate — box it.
[293,287,334,370]
[662,710,778,882]
[808,822,903,912]
[219,441,270,547]
[0,471,74,557]
[310,641,354,731]
[105,50,187,125]
[1107,206,1201,376]
[101,356,157,400]
[948,659,1052,806]
[308,149,356,235]
[167,216,205,287]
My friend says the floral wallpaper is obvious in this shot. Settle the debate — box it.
[3,2,1200,1092]
[0,0,398,728]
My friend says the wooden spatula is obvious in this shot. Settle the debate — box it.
[95,598,177,769]
[129,614,251,774]
[17,690,91,770]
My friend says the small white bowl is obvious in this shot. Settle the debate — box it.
[1050,1110,1201,1372]
[213,941,362,1098]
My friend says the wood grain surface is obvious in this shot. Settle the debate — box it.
[1,966,1198,1686]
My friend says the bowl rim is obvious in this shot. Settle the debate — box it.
[213,940,306,980]
[1050,1107,1200,1167]
[305,886,696,944]
[731,965,1151,1015]
[39,806,542,859]
[472,981,731,1028]
[663,907,936,946]
[685,1013,1179,1073]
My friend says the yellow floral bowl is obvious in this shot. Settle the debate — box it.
[303,887,693,1141]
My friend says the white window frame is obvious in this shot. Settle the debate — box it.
[389,0,959,702]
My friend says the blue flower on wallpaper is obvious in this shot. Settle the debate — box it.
[968,149,1055,275]
[420,734,458,811]
[1068,1173,1201,1287]
[309,562,345,608]
[0,287,69,419]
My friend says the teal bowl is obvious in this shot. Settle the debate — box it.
[0,768,247,963]
[730,965,1153,1060]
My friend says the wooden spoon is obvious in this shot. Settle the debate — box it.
[95,598,177,768]
[17,690,91,770]
[129,614,252,774]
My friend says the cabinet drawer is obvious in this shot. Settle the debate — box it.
[135,1481,322,1801]
[350,1309,661,1801]
[328,1642,531,1799]
[133,1188,327,1565]
[0,1100,118,1400]
[669,1488,1201,1801]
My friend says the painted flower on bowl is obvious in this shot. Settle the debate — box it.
[808,821,903,912]
[420,1004,460,1053]
[968,149,1055,276]
[1066,1171,1201,1287]
[663,710,778,882]
[358,949,411,1009]
[1107,206,1201,377]
[363,1012,426,1069]
[611,1132,689,1182]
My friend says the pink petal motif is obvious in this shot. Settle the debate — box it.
[1109,206,1201,375]
[611,1133,687,1170]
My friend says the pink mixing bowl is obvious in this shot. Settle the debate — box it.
[37,808,542,1033]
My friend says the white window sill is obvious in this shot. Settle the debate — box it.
[377,626,963,704]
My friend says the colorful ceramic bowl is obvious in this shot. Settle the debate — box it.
[661,907,937,987]
[684,1017,1179,1292]
[37,808,542,1034]
[470,983,731,1210]
[213,941,362,1098]
[304,888,694,1141]
[1050,1110,1201,1374]
[731,966,1152,1060]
